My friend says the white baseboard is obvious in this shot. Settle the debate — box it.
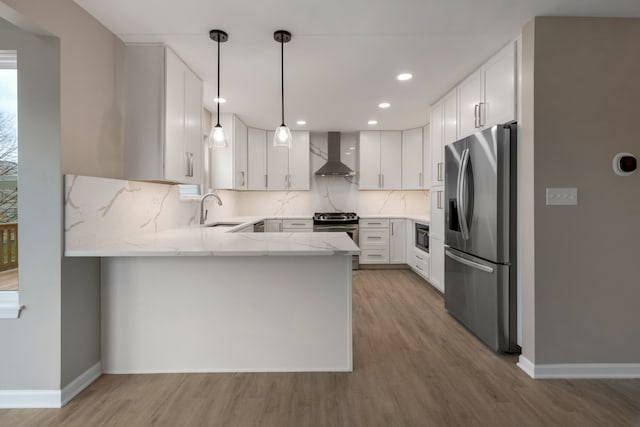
[0,362,101,408]
[518,356,640,379]
[61,362,102,406]
[102,366,352,374]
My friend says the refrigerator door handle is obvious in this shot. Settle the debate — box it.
[458,148,471,240]
[445,248,494,273]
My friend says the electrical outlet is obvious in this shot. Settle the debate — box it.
[546,188,578,206]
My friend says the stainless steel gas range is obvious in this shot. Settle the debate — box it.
[313,212,359,270]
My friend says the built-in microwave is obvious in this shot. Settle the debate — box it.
[415,223,429,253]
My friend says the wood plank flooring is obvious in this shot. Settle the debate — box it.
[0,268,18,291]
[1,270,639,426]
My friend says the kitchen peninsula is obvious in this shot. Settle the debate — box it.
[64,176,359,374]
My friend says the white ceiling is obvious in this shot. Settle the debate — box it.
[75,0,640,131]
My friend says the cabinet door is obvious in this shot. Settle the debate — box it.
[457,69,482,140]
[358,131,381,189]
[402,128,423,190]
[233,117,248,190]
[430,103,443,185]
[183,67,203,184]
[429,237,445,293]
[211,113,234,189]
[380,131,402,189]
[288,132,310,190]
[164,49,187,182]
[422,124,431,189]
[430,186,445,241]
[267,131,289,190]
[390,219,407,263]
[247,128,267,190]
[483,42,516,129]
[443,88,458,145]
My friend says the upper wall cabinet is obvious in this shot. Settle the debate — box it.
[457,41,517,140]
[402,128,425,190]
[125,46,203,184]
[359,131,402,190]
[247,128,268,190]
[430,88,456,187]
[210,113,248,190]
[266,131,310,191]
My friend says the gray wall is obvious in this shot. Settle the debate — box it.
[0,17,62,389]
[522,17,640,364]
[2,0,125,179]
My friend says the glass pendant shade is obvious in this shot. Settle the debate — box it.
[273,124,292,148]
[210,124,227,148]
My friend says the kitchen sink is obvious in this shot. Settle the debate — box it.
[205,222,242,228]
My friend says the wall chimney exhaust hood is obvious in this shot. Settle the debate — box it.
[315,132,355,176]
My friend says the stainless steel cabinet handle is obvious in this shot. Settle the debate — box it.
[391,222,394,236]
[479,102,485,127]
[437,163,444,182]
[291,223,307,226]
[265,174,268,188]
[185,152,194,177]
[368,222,382,225]
[437,190,443,210]
[241,171,245,187]
[445,248,494,273]
[378,174,381,188]
[368,254,383,257]
[415,264,424,271]
[185,152,190,177]
[419,172,423,187]
[474,104,480,128]
[381,174,385,188]
[416,255,424,261]
[368,236,382,240]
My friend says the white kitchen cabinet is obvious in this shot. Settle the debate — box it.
[429,237,445,293]
[282,219,313,232]
[430,103,444,186]
[247,128,268,190]
[358,131,402,190]
[211,113,247,190]
[402,128,424,190]
[234,118,248,190]
[125,45,203,184]
[422,124,431,190]
[267,131,310,191]
[430,186,445,241]
[457,41,517,140]
[264,220,282,232]
[443,89,458,146]
[389,219,407,264]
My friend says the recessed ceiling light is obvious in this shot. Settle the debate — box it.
[378,102,391,109]
[368,120,378,125]
[296,120,306,125]
[349,146,356,150]
[397,73,412,81]
[345,152,352,156]
[214,97,226,104]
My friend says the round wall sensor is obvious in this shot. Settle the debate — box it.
[613,153,637,176]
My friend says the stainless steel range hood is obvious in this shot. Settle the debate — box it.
[315,132,355,176]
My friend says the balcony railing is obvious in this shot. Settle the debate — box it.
[0,222,17,271]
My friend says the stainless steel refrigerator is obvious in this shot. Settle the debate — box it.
[444,122,519,353]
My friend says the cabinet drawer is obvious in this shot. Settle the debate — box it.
[360,249,390,264]
[411,248,430,278]
[359,219,390,229]
[283,228,313,233]
[359,229,390,247]
[282,219,312,229]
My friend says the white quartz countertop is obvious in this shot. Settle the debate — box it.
[65,226,360,257]
[359,214,430,224]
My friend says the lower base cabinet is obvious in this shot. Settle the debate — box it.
[429,237,445,293]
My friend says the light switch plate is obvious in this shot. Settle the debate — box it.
[546,188,578,206]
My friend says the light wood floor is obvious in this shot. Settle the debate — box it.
[0,268,18,291]
[1,270,638,426]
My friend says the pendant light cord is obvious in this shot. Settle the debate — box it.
[281,38,285,127]
[216,37,221,127]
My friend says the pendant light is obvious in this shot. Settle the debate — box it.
[209,29,228,148]
[273,30,292,148]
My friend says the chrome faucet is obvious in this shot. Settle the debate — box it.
[200,192,223,225]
